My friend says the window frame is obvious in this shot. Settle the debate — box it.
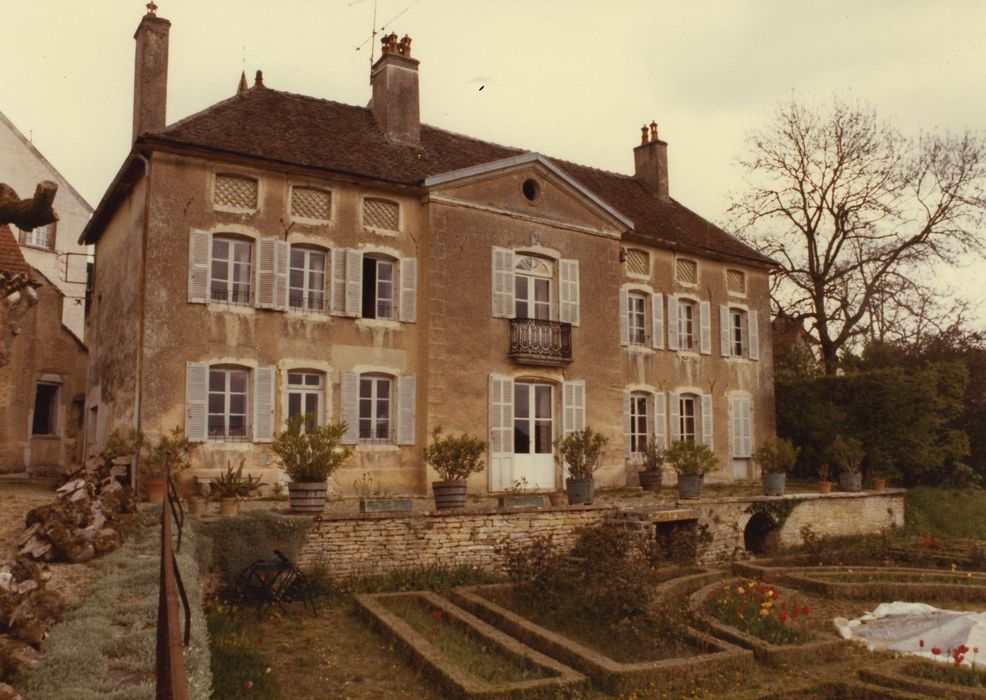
[31,381,60,437]
[627,292,647,345]
[730,307,747,357]
[678,298,697,351]
[361,255,396,320]
[358,374,393,443]
[209,235,253,306]
[207,366,250,442]
[18,222,56,250]
[679,394,698,443]
[629,391,649,456]
[286,370,325,432]
[288,245,328,313]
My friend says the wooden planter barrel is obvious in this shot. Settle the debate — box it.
[289,482,328,513]
[638,470,663,491]
[839,472,862,492]
[433,480,467,510]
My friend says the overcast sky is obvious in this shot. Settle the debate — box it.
[3,0,985,321]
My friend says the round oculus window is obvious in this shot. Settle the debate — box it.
[522,178,540,202]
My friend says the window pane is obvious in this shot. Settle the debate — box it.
[377,261,393,281]
[229,394,246,415]
[375,419,389,440]
[534,385,551,419]
[288,373,302,385]
[288,393,302,417]
[359,398,372,419]
[229,416,246,436]
[377,398,389,419]
[360,378,372,397]
[209,371,225,391]
[534,420,552,453]
[233,242,251,263]
[208,416,225,437]
[359,419,372,438]
[514,421,530,454]
[304,394,319,415]
[291,248,304,267]
[304,374,321,387]
[212,239,229,258]
[534,279,549,303]
[229,371,247,393]
[514,385,529,418]
[209,395,225,413]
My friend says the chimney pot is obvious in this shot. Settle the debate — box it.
[634,118,669,200]
[255,69,264,86]
[132,8,170,144]
[640,125,649,145]
[650,121,658,141]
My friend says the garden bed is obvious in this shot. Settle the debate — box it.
[751,679,929,699]
[450,583,752,693]
[354,591,586,698]
[861,660,986,699]
[689,579,847,666]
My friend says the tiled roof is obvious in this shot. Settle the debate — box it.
[0,225,30,277]
[140,84,773,266]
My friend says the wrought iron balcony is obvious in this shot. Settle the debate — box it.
[509,318,572,366]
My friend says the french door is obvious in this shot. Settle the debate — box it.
[515,275,550,320]
[512,382,555,488]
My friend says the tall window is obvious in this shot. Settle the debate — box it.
[289,247,326,312]
[679,394,697,443]
[211,237,252,304]
[678,300,697,351]
[514,255,552,320]
[19,223,54,249]
[627,293,646,345]
[629,392,649,455]
[32,383,59,436]
[287,372,323,432]
[362,257,394,319]
[359,375,391,442]
[730,308,746,357]
[208,367,249,440]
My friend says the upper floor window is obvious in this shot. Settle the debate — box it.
[214,174,258,211]
[19,223,55,250]
[726,269,746,296]
[491,248,580,326]
[287,371,324,432]
[627,292,647,345]
[730,308,746,357]
[359,374,392,443]
[210,236,252,305]
[719,305,760,360]
[208,366,249,441]
[624,248,650,278]
[514,255,552,321]
[290,186,331,222]
[362,256,395,319]
[363,198,400,233]
[289,246,327,313]
[676,258,698,286]
[678,299,697,351]
[629,391,649,455]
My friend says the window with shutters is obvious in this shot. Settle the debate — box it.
[679,394,699,443]
[627,292,647,345]
[290,186,332,222]
[726,269,746,296]
[287,371,324,432]
[624,248,650,278]
[514,255,552,320]
[362,198,400,233]
[358,374,392,443]
[288,246,327,313]
[18,223,55,250]
[629,392,649,456]
[730,395,753,479]
[208,366,249,441]
[210,236,253,305]
[361,256,395,319]
[31,382,60,436]
[730,308,747,357]
[678,299,697,351]
[676,258,698,286]
[214,174,259,211]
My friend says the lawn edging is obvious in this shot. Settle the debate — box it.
[860,662,986,699]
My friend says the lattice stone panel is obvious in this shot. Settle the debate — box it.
[292,187,331,221]
[625,248,649,276]
[676,258,698,285]
[363,198,399,231]
[215,175,258,210]
[727,269,746,294]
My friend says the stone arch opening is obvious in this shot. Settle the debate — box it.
[744,512,780,555]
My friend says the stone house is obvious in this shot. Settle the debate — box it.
[81,7,775,494]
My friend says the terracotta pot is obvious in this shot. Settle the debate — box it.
[219,497,239,517]
[817,480,834,494]
[547,492,564,507]
[145,478,165,504]
[186,496,205,516]
[872,477,887,491]
[762,472,786,497]
[638,470,663,492]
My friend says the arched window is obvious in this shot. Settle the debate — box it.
[514,255,553,320]
[287,370,325,432]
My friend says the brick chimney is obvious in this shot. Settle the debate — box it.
[132,2,170,143]
[634,122,669,199]
[369,33,420,146]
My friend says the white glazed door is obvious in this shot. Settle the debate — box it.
[515,275,550,320]
[512,383,555,489]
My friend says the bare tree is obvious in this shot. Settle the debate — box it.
[731,99,986,374]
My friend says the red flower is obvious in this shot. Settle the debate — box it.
[919,639,925,648]
[957,644,970,655]
[932,647,942,655]
[779,612,789,623]
[244,680,254,689]
[432,609,443,621]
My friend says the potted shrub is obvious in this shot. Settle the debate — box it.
[210,459,262,516]
[868,448,895,491]
[354,472,412,513]
[142,426,196,506]
[753,436,799,497]
[830,435,864,492]
[270,414,352,514]
[423,427,486,510]
[637,437,665,492]
[555,426,608,505]
[817,463,834,494]
[666,440,718,499]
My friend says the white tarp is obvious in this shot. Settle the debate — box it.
[835,601,986,666]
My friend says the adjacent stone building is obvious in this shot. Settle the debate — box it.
[81,7,776,494]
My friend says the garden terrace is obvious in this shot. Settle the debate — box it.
[860,660,986,699]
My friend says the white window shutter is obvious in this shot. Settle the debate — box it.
[730,397,740,458]
[699,300,712,355]
[742,397,753,457]
[340,371,359,444]
[489,374,514,491]
[185,362,209,442]
[345,249,363,317]
[397,375,416,445]
[559,259,580,326]
[619,288,629,346]
[255,237,277,309]
[399,258,417,323]
[253,366,276,443]
[653,392,666,449]
[491,247,515,318]
[669,391,680,443]
[623,389,632,458]
[720,305,731,357]
[701,393,714,449]
[651,293,664,349]
[667,295,679,351]
[330,248,347,316]
[562,380,585,436]
[188,229,210,304]
[748,310,760,360]
[274,240,290,311]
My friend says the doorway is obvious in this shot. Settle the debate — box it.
[512,382,555,488]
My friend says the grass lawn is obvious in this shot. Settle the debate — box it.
[906,486,986,539]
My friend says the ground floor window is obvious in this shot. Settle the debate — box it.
[629,392,649,455]
[287,371,323,431]
[679,394,697,442]
[208,367,249,440]
[359,375,392,442]
[32,383,59,436]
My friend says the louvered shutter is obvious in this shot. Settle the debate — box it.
[742,397,753,457]
[330,248,347,315]
[667,295,679,350]
[653,392,666,449]
[188,229,210,304]
[748,310,760,360]
[701,394,714,449]
[345,249,363,317]
[619,288,629,345]
[562,380,585,436]
[651,293,664,349]
[559,259,580,326]
[720,305,731,357]
[491,248,515,318]
[253,366,276,443]
[255,237,277,309]
[730,397,741,457]
[340,371,360,444]
[623,390,632,458]
[489,374,514,491]
[699,301,712,355]
[397,375,416,445]
[274,241,290,311]
[668,391,681,443]
[399,258,417,323]
[185,362,209,442]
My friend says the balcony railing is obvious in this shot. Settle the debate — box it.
[509,318,572,366]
